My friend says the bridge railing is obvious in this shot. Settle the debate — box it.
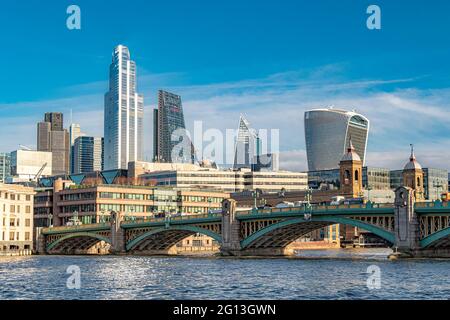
[42,223,110,233]
[121,212,223,225]
[236,202,395,216]
[415,201,450,209]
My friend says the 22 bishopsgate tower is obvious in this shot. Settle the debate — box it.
[104,45,144,170]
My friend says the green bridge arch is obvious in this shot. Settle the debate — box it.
[46,232,112,251]
[126,225,222,251]
[241,216,395,249]
[420,227,450,248]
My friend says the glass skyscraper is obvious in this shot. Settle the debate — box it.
[233,115,257,170]
[69,123,85,174]
[104,45,144,170]
[73,136,104,174]
[0,153,11,183]
[154,90,193,163]
[304,108,370,171]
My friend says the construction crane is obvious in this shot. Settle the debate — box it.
[32,163,47,182]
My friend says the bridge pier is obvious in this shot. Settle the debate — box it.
[110,211,126,255]
[220,199,242,256]
[390,187,420,258]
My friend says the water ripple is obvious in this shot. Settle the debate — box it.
[1,249,449,300]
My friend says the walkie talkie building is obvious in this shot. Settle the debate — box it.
[304,108,369,171]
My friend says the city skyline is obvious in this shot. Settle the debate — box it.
[0,1,450,171]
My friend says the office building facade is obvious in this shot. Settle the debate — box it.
[154,90,193,164]
[390,167,448,201]
[10,150,52,181]
[0,153,11,183]
[104,45,144,170]
[69,123,85,174]
[72,137,104,174]
[37,112,70,175]
[304,108,370,171]
[140,167,308,193]
[34,183,229,227]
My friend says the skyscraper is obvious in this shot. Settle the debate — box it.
[154,90,193,163]
[104,45,144,170]
[0,153,11,183]
[73,136,104,174]
[304,108,370,171]
[69,123,85,174]
[233,115,257,170]
[37,112,70,175]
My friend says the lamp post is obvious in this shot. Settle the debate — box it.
[304,189,312,220]
[48,213,53,227]
[207,198,212,214]
[367,186,373,203]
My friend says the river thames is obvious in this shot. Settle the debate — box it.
[1,249,449,300]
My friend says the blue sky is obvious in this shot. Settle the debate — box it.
[1,0,450,170]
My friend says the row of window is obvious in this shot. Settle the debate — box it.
[0,193,32,201]
[1,217,31,227]
[0,204,32,214]
[1,231,31,241]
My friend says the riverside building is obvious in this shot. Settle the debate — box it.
[0,183,35,253]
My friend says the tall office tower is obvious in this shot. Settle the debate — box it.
[73,136,104,174]
[304,108,370,171]
[69,124,85,174]
[44,112,64,131]
[154,90,193,163]
[233,115,257,170]
[104,45,144,170]
[153,108,159,161]
[37,112,70,175]
[0,153,11,183]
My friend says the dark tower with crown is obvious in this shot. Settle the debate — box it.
[402,145,424,201]
[339,139,363,198]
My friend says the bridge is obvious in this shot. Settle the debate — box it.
[37,187,450,258]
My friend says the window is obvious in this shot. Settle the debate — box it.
[355,170,359,181]
[344,170,351,184]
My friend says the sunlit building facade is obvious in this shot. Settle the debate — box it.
[104,45,144,170]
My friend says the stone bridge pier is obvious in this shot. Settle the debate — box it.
[110,211,126,255]
[220,199,294,257]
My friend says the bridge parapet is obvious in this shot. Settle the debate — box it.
[42,223,110,235]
